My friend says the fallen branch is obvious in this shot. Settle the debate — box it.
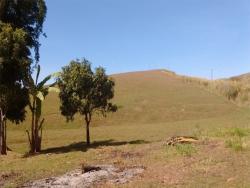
[166,136,198,146]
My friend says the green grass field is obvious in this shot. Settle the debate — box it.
[2,70,250,187]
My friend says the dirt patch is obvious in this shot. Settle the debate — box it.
[142,139,235,186]
[110,150,144,159]
[21,165,144,188]
[0,172,19,187]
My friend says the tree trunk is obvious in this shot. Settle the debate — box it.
[34,114,39,152]
[29,97,44,154]
[85,113,91,146]
[0,0,6,19]
[30,99,36,153]
[2,120,7,155]
[0,109,3,154]
[86,121,90,146]
[37,118,44,152]
[0,108,7,155]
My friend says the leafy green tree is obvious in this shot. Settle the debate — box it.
[0,24,30,155]
[0,0,47,62]
[25,65,59,153]
[0,0,47,154]
[58,59,117,145]
[0,85,29,155]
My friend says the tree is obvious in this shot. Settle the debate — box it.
[0,85,29,155]
[0,0,47,154]
[0,0,47,62]
[58,59,117,145]
[25,65,59,154]
[0,24,30,155]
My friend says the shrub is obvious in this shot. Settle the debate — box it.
[219,82,241,101]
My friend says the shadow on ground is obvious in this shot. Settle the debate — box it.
[40,139,150,154]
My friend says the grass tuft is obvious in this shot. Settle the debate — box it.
[225,137,246,152]
[214,127,249,138]
[229,128,249,137]
[175,144,197,157]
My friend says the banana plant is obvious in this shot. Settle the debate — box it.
[26,65,59,153]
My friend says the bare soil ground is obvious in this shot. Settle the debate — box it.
[8,137,249,188]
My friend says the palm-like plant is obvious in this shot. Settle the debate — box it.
[26,65,59,153]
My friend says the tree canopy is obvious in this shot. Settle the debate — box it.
[0,0,47,155]
[58,59,117,145]
[0,0,47,62]
[0,23,31,84]
[0,24,30,154]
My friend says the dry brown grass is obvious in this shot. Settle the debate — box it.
[2,70,250,187]
[181,74,250,107]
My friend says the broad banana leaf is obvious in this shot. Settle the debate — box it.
[36,91,44,101]
[35,65,41,85]
[37,75,52,89]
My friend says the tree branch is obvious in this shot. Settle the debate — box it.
[26,130,32,147]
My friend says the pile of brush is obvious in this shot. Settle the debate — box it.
[166,136,198,146]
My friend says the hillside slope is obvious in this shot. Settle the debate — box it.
[108,70,235,124]
[12,69,236,130]
[5,70,248,187]
[230,72,250,82]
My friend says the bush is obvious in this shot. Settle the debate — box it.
[220,82,241,101]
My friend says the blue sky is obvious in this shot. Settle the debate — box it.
[40,0,250,79]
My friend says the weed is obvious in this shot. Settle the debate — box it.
[225,137,245,151]
[229,128,248,137]
[214,127,249,138]
[192,124,203,138]
[175,144,197,157]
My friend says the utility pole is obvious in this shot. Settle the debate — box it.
[211,69,214,81]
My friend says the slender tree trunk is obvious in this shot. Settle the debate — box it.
[86,121,90,146]
[0,108,7,155]
[29,97,44,153]
[34,111,39,152]
[30,98,36,153]
[85,113,91,146]
[37,118,44,152]
[2,120,7,155]
[0,0,6,19]
[0,108,3,154]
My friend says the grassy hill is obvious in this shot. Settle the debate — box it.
[11,69,236,130]
[3,70,250,187]
[230,72,250,82]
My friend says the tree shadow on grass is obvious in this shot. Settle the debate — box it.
[40,139,150,154]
